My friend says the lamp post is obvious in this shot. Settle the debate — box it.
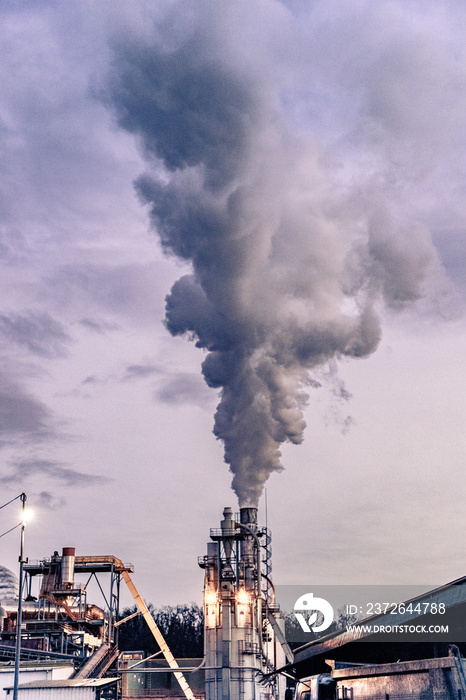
[13,493,27,700]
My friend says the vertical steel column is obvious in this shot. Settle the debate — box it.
[108,562,114,645]
[221,590,231,700]
[113,572,121,648]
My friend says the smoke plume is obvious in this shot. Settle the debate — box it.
[106,1,440,506]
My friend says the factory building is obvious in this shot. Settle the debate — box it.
[3,676,119,699]
[119,655,205,699]
[4,510,466,700]
[0,549,201,700]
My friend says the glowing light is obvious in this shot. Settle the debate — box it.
[205,587,218,629]
[22,508,34,524]
[204,588,217,606]
[236,588,251,627]
[236,588,250,605]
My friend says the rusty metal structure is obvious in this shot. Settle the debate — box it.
[1,548,196,700]
[8,549,129,665]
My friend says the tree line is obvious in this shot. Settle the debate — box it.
[117,603,204,658]
[117,602,357,658]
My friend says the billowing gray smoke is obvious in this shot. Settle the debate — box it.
[106,1,438,506]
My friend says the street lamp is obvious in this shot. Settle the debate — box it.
[13,493,27,700]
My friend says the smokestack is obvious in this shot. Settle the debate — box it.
[239,507,258,530]
[61,547,75,589]
[239,508,258,592]
[200,506,286,700]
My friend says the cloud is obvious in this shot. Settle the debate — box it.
[0,311,71,358]
[0,376,54,443]
[0,459,107,487]
[35,491,66,511]
[155,372,215,407]
[44,262,168,323]
[432,229,466,293]
[81,375,100,386]
[79,317,118,334]
[123,363,161,381]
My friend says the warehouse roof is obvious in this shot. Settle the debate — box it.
[272,573,466,678]
[5,677,118,690]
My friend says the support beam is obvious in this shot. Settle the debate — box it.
[120,570,196,700]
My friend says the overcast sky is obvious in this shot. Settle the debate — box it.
[0,0,465,611]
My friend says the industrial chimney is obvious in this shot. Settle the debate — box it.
[199,507,289,700]
[61,547,75,590]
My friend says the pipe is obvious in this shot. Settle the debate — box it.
[234,518,266,664]
[239,507,258,528]
[13,493,26,700]
[221,507,235,575]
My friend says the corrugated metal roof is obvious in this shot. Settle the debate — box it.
[291,573,466,665]
[7,677,119,689]
[0,662,73,670]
